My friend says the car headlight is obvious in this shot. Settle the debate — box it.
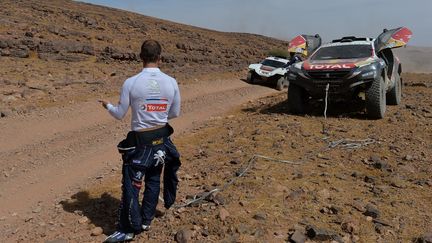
[349,65,377,79]
[361,70,377,79]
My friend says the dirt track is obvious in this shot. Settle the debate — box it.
[0,78,278,225]
[1,74,431,242]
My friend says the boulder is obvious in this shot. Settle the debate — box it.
[175,228,193,243]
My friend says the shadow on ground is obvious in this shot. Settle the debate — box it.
[61,191,119,234]
[243,95,368,120]
[239,78,282,91]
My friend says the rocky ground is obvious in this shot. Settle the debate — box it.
[1,1,432,243]
[1,73,430,243]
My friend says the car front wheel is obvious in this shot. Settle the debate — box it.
[276,76,288,91]
[366,75,386,119]
[287,83,306,114]
[246,71,254,83]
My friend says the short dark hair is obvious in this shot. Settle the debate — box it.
[139,40,161,63]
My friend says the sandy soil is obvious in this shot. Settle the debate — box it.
[0,78,279,240]
[1,1,431,243]
[0,73,431,243]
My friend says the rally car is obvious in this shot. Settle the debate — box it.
[286,27,412,119]
[246,56,289,91]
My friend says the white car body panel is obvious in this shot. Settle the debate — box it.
[248,57,289,79]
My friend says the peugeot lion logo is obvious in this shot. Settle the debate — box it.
[325,73,330,78]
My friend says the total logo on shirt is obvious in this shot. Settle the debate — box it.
[142,103,167,112]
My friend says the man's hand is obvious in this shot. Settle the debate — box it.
[98,100,109,109]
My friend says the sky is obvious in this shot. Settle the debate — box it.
[79,0,431,46]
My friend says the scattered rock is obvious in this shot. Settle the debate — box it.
[91,227,103,236]
[320,205,340,215]
[351,171,363,178]
[0,111,11,118]
[405,104,417,110]
[415,232,432,243]
[341,218,359,234]
[207,193,225,205]
[175,228,193,243]
[78,216,89,224]
[32,207,42,213]
[390,179,407,189]
[371,156,389,170]
[305,225,340,241]
[201,229,209,237]
[364,176,376,184]
[369,155,381,163]
[286,189,306,201]
[374,222,385,234]
[363,204,380,219]
[236,223,251,234]
[252,212,267,221]
[290,229,306,243]
[351,200,365,212]
[253,228,265,238]
[404,155,414,161]
[218,208,230,221]
[317,153,330,160]
[229,159,239,165]
[11,49,29,58]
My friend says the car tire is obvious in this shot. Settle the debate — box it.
[287,83,306,114]
[246,71,254,83]
[276,76,288,91]
[366,75,386,119]
[386,73,402,105]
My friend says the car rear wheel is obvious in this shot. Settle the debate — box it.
[366,75,386,119]
[288,83,306,114]
[386,73,402,105]
[276,76,288,91]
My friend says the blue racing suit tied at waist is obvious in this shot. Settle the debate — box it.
[115,123,181,234]
[117,123,179,169]
[118,123,174,150]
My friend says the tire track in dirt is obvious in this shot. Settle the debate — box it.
[0,79,278,220]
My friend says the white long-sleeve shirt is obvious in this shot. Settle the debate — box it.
[107,68,181,131]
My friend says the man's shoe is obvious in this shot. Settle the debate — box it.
[142,225,151,231]
[104,231,134,242]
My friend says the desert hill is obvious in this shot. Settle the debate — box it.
[1,1,432,242]
[0,0,287,115]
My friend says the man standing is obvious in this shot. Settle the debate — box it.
[99,40,181,242]
[285,51,303,68]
